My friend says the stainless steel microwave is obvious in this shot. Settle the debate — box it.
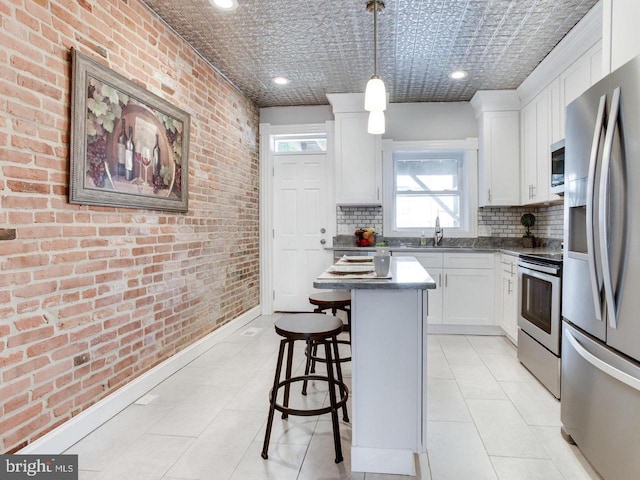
[550,139,565,195]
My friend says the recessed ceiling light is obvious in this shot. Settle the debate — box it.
[211,0,238,11]
[272,76,290,86]
[448,70,468,80]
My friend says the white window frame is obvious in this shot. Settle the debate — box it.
[382,139,479,238]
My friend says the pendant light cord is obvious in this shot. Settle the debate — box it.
[373,0,378,77]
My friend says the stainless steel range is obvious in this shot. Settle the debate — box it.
[517,252,563,398]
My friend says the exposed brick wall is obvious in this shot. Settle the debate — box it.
[0,0,260,453]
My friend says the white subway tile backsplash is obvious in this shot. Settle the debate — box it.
[337,206,383,235]
[336,204,564,240]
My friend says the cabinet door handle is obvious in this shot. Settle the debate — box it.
[532,185,536,198]
[488,189,492,203]
[377,187,380,200]
[508,279,512,294]
[445,273,448,288]
[438,273,441,287]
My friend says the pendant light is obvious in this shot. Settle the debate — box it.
[365,0,386,134]
[367,110,385,135]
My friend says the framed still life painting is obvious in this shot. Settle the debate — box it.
[69,48,190,212]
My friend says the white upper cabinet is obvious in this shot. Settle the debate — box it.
[471,91,521,207]
[327,94,382,205]
[603,0,640,74]
[548,77,563,145]
[521,89,553,204]
[516,1,603,206]
[558,42,602,140]
[520,41,601,205]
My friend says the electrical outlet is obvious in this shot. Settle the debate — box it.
[478,225,491,237]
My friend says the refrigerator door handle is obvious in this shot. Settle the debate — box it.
[586,94,607,322]
[599,87,621,329]
[565,328,640,392]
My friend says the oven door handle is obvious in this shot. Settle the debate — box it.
[586,94,607,322]
[518,265,560,283]
[517,261,559,277]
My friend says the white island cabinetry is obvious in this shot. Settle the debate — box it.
[314,256,435,476]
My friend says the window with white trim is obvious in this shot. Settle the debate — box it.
[394,151,464,229]
[382,140,478,238]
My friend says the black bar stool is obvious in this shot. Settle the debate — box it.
[309,291,351,325]
[304,292,352,390]
[261,313,349,464]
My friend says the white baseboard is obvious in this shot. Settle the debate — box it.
[351,446,416,476]
[19,306,261,454]
[426,324,504,336]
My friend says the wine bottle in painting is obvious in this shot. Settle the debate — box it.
[125,125,135,181]
[152,134,161,179]
[117,119,127,176]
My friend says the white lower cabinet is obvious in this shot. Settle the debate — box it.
[499,253,519,344]
[412,252,495,328]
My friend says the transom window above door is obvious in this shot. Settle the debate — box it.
[273,134,327,153]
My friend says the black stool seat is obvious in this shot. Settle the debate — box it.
[262,313,349,464]
[274,313,344,340]
[308,291,351,309]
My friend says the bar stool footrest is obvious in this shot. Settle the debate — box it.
[270,375,349,417]
[307,340,351,364]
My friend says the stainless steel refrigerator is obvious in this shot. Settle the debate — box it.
[562,53,640,480]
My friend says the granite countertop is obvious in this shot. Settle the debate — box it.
[314,256,437,290]
[330,245,562,256]
[330,236,562,257]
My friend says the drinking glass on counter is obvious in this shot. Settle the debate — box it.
[374,252,390,276]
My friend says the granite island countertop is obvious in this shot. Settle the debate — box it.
[314,256,436,290]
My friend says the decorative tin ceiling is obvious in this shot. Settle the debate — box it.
[142,0,599,107]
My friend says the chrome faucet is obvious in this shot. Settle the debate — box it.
[434,216,443,246]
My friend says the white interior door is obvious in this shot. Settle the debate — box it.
[273,153,331,311]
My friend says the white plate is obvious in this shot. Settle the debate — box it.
[343,256,373,262]
[328,264,374,274]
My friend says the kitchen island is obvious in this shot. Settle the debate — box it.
[314,256,436,475]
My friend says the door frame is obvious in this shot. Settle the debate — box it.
[259,121,335,314]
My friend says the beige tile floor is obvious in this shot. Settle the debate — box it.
[66,314,602,480]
